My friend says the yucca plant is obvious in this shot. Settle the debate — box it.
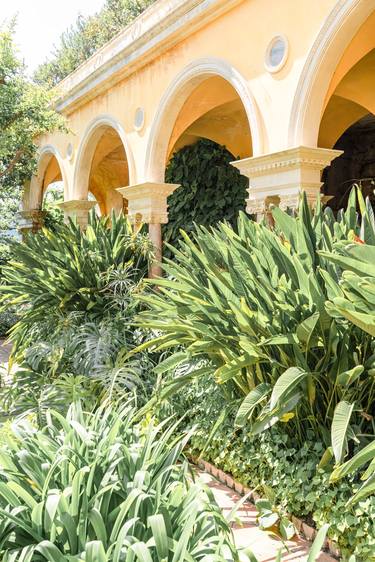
[0,402,242,561]
[137,189,375,449]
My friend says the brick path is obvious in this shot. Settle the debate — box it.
[197,470,337,562]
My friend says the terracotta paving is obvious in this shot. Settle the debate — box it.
[197,470,337,562]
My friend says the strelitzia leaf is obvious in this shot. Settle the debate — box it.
[331,401,355,464]
[235,383,271,427]
[270,367,307,410]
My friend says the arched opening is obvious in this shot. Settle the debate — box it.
[318,39,375,210]
[167,76,252,161]
[41,153,64,204]
[37,153,65,228]
[87,127,128,215]
[145,59,261,183]
[289,2,375,148]
[159,74,253,249]
[29,149,67,211]
[74,117,133,216]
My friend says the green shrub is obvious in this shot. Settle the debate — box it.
[1,211,152,345]
[162,378,375,561]
[164,139,247,257]
[139,191,375,450]
[0,213,155,414]
[319,231,375,504]
[0,241,18,338]
[0,402,241,561]
[0,308,18,338]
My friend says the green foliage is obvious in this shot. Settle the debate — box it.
[138,191,375,449]
[42,184,65,231]
[316,206,375,504]
[1,211,152,351]
[34,0,156,87]
[0,308,18,338]
[0,25,64,196]
[0,23,64,312]
[255,498,296,539]
[162,379,375,560]
[0,401,241,560]
[0,213,155,415]
[164,139,247,255]
[0,229,18,338]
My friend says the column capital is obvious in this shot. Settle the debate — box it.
[117,182,180,224]
[231,145,343,214]
[231,146,342,178]
[58,199,97,229]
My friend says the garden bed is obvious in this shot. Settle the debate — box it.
[192,457,341,560]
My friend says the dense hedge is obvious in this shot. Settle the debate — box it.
[164,139,247,256]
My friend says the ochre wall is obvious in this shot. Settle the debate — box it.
[32,0,375,214]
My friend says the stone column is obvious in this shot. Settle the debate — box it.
[18,209,46,236]
[231,146,343,221]
[58,200,97,229]
[117,182,180,278]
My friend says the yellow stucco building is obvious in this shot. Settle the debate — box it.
[24,0,375,271]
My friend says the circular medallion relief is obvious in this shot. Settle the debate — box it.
[265,35,289,73]
[66,142,74,161]
[134,107,145,131]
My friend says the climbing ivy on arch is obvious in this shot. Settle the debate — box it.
[163,138,248,255]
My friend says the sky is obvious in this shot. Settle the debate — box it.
[1,0,105,74]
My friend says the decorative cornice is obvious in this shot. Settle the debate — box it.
[232,146,343,178]
[117,182,180,200]
[56,0,242,113]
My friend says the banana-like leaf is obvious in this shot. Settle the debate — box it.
[331,401,355,464]
[270,367,307,410]
[330,439,375,482]
[307,524,330,562]
[235,383,271,427]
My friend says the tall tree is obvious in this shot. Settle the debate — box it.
[34,0,156,87]
[0,24,64,243]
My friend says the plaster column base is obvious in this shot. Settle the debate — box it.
[231,146,343,220]
[117,182,180,279]
[18,210,46,236]
[58,200,97,229]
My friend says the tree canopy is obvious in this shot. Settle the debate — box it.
[34,0,156,87]
[0,25,64,242]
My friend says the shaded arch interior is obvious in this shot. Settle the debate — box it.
[167,75,253,164]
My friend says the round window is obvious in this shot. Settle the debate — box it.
[134,107,145,131]
[66,142,74,161]
[265,35,288,73]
